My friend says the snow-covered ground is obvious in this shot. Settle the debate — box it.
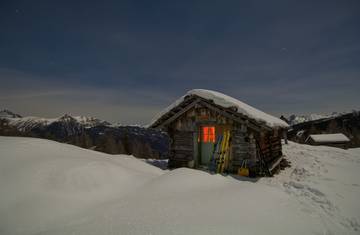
[0,137,359,235]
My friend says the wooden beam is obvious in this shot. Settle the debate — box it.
[210,100,271,131]
[199,97,272,132]
[268,155,284,173]
[156,98,201,129]
[198,100,262,132]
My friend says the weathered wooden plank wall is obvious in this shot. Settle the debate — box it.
[229,125,258,172]
[259,131,282,163]
[168,131,194,168]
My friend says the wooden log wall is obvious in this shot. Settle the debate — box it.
[168,130,194,168]
[259,131,282,163]
[168,106,235,169]
[230,127,248,172]
[230,125,257,172]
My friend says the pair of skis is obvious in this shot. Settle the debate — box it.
[256,141,271,176]
[209,130,231,173]
[218,130,231,173]
[209,135,222,172]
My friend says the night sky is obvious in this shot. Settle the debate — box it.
[1,0,359,124]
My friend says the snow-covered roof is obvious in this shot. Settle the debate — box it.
[307,134,350,143]
[150,89,289,128]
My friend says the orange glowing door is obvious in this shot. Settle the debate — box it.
[200,126,215,165]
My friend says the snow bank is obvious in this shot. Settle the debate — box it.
[1,137,359,234]
[0,137,162,235]
[268,142,360,234]
[307,133,350,143]
[150,89,288,128]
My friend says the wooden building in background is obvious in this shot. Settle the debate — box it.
[305,133,350,149]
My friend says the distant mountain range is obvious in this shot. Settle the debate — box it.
[283,112,346,126]
[0,111,111,131]
[3,109,359,156]
[0,109,169,159]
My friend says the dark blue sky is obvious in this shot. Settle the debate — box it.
[1,0,359,124]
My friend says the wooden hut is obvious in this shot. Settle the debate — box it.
[305,133,350,149]
[149,89,289,176]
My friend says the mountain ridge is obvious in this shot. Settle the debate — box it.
[0,109,169,159]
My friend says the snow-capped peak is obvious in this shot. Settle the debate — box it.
[2,111,111,131]
[287,112,343,125]
[0,109,22,118]
[58,113,76,122]
[71,115,111,127]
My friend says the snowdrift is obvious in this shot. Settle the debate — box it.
[0,137,359,234]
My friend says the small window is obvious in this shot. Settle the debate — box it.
[202,126,215,143]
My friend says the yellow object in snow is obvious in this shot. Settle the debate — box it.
[238,160,249,177]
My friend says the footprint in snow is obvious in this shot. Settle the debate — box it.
[341,217,360,232]
[283,181,337,216]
